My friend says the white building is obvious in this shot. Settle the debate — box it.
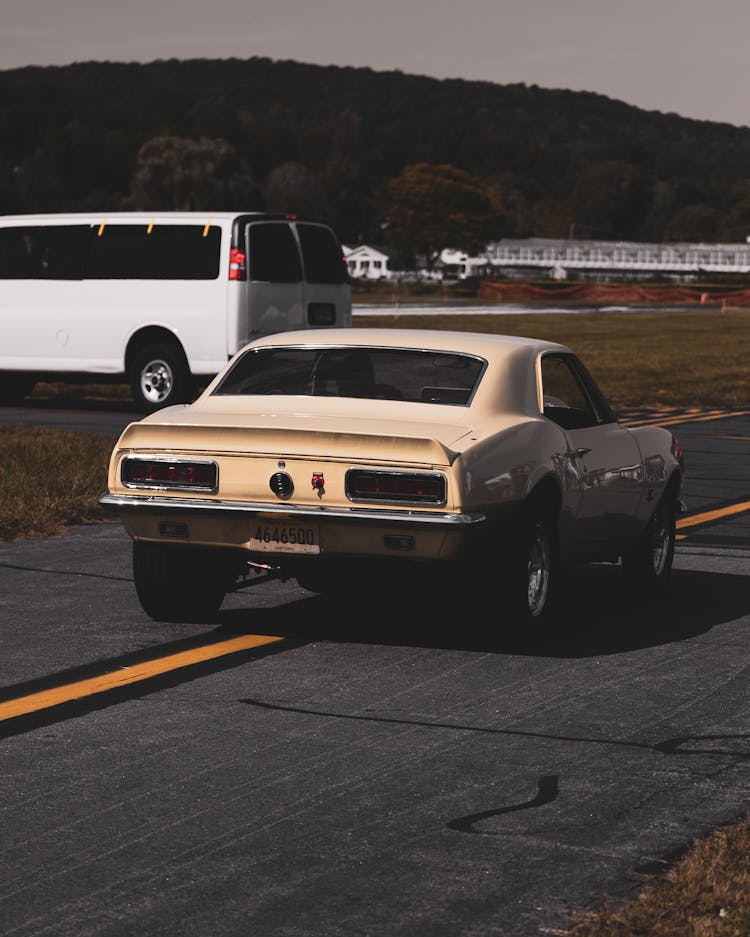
[342,244,393,279]
[434,248,491,279]
[485,237,750,281]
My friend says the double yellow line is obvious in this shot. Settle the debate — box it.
[621,408,750,428]
[0,633,282,724]
[677,500,750,534]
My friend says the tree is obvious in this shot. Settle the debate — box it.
[378,163,501,263]
[570,161,654,239]
[663,204,722,242]
[129,136,260,210]
[716,182,750,242]
[263,161,328,218]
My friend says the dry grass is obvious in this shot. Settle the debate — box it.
[21,308,750,411]
[354,308,750,409]
[561,817,750,936]
[30,381,133,403]
[0,425,115,541]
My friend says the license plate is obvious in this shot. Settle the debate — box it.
[250,520,320,554]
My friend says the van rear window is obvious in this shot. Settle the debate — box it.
[247,223,302,282]
[297,223,348,284]
[86,224,221,279]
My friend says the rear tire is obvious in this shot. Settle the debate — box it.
[132,541,228,622]
[129,342,190,413]
[621,494,675,592]
[504,506,559,633]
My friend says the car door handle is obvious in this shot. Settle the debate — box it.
[569,447,591,458]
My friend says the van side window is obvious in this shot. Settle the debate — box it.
[247,223,302,283]
[297,223,347,284]
[0,225,89,279]
[86,224,221,280]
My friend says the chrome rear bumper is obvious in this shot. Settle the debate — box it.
[98,492,485,527]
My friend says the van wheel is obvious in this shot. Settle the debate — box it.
[0,373,36,405]
[129,343,190,413]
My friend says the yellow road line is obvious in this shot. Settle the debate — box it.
[622,409,750,428]
[0,633,283,723]
[677,500,750,531]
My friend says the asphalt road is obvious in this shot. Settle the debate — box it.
[0,405,749,936]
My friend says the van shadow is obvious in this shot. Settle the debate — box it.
[215,565,750,659]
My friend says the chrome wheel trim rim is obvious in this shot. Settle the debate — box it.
[651,503,671,576]
[527,523,551,617]
[140,359,173,404]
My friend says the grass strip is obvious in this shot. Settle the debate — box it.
[24,309,750,411]
[354,308,750,409]
[0,425,115,541]
[562,816,750,935]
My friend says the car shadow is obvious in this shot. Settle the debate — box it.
[213,565,750,659]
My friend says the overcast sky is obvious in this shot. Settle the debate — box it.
[3,0,749,127]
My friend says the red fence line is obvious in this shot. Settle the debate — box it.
[478,281,750,306]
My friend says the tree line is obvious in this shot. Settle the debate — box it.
[2,56,750,260]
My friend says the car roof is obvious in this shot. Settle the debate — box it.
[249,327,572,358]
[246,328,575,417]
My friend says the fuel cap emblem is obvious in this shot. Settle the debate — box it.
[270,472,294,499]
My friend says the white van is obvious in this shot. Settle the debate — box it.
[0,211,352,411]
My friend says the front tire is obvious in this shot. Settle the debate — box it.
[133,541,228,622]
[129,342,190,413]
[621,495,675,592]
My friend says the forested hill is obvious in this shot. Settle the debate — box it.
[2,56,750,251]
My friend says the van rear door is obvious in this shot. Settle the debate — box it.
[296,222,352,327]
[244,221,305,338]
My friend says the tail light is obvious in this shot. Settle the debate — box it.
[671,434,684,469]
[346,469,446,505]
[122,457,217,492]
[229,246,247,281]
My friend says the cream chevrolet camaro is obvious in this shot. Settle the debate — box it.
[99,328,684,630]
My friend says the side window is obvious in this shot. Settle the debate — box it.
[297,223,347,284]
[247,223,302,282]
[86,224,220,279]
[0,225,90,279]
[570,356,617,423]
[540,355,598,430]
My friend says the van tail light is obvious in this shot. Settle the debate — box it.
[229,247,247,281]
[345,470,446,505]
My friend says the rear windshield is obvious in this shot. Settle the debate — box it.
[212,346,485,405]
